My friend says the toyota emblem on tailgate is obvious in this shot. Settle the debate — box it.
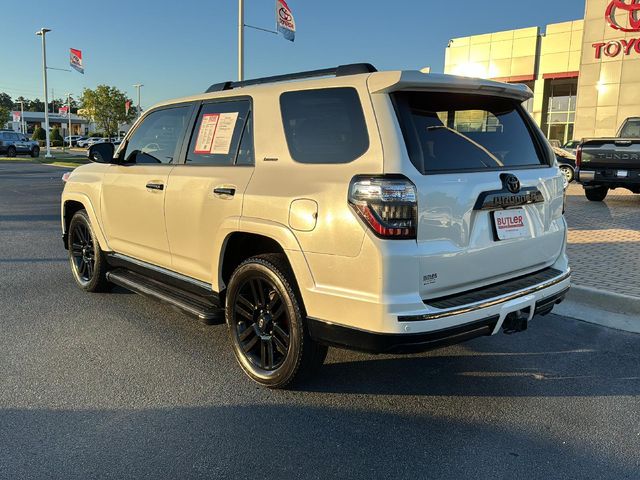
[502,174,521,194]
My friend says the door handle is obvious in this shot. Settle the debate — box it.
[213,187,236,197]
[146,182,164,191]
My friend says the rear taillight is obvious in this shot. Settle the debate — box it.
[348,176,417,239]
[575,144,582,168]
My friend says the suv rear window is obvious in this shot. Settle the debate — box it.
[280,87,369,164]
[394,92,547,174]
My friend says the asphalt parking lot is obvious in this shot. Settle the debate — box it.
[1,162,639,479]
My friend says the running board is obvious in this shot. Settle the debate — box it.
[106,268,225,325]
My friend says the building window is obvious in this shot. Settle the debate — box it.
[542,79,577,145]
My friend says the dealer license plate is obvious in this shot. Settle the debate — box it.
[494,209,529,240]
[617,170,628,178]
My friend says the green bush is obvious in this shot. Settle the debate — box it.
[88,131,104,137]
[51,140,63,147]
[32,126,46,141]
[51,127,63,143]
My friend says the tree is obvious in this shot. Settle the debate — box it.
[0,92,12,110]
[33,126,46,141]
[51,127,63,146]
[26,99,45,112]
[0,105,10,129]
[80,85,135,136]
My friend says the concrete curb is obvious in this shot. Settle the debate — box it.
[554,285,640,334]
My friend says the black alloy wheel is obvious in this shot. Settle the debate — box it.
[70,221,96,284]
[226,254,327,388]
[31,146,40,158]
[233,275,290,371]
[67,210,109,292]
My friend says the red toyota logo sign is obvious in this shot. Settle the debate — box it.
[606,0,640,32]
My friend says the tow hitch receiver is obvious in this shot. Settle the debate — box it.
[502,310,530,334]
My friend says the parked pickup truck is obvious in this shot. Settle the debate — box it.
[576,117,640,201]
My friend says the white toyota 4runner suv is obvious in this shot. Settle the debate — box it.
[61,64,570,388]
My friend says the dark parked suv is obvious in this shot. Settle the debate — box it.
[0,130,40,158]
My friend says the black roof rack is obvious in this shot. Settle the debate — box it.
[205,63,377,93]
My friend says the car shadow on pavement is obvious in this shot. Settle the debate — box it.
[300,316,640,398]
[0,404,637,479]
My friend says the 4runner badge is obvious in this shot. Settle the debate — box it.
[423,273,438,286]
[473,174,544,211]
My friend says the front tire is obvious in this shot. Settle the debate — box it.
[67,210,109,292]
[30,146,40,158]
[226,254,327,389]
[559,165,574,187]
[585,186,608,202]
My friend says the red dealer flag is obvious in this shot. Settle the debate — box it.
[70,48,84,74]
[276,0,296,42]
[125,100,131,116]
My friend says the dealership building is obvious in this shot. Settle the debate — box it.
[444,0,640,144]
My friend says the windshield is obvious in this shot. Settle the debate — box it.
[394,92,547,174]
[619,119,640,138]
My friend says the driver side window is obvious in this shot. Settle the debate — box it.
[122,106,190,164]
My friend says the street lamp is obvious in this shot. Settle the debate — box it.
[133,84,144,119]
[65,93,73,149]
[36,28,53,158]
[17,100,25,134]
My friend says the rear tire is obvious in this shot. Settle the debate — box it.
[67,210,110,292]
[226,254,327,389]
[585,186,608,202]
[30,147,40,158]
[6,146,16,157]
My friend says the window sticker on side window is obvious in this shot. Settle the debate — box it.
[211,112,239,155]
[194,113,220,154]
[193,112,239,155]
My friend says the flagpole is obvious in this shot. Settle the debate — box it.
[238,0,244,81]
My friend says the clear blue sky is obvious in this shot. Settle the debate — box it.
[0,0,586,109]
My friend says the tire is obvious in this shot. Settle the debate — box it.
[226,254,328,389]
[585,186,608,202]
[30,146,40,158]
[6,146,16,158]
[559,165,574,187]
[67,209,110,292]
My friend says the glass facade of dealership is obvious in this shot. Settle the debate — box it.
[444,0,640,143]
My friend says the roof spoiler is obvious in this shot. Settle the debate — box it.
[368,71,533,102]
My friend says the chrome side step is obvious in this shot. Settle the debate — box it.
[106,268,225,325]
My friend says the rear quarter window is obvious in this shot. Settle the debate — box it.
[394,92,548,174]
[619,119,640,138]
[280,87,369,164]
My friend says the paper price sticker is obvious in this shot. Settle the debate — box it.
[193,112,239,155]
[194,114,220,154]
[211,112,239,155]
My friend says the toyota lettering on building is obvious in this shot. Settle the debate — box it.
[444,0,640,143]
[594,1,640,58]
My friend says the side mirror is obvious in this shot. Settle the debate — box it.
[87,142,116,164]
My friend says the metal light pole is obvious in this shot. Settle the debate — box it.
[238,0,244,81]
[65,93,73,148]
[17,101,25,134]
[36,28,53,158]
[133,84,143,119]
